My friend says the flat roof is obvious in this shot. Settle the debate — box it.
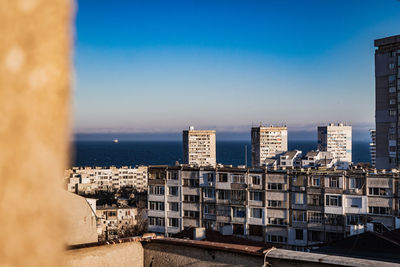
[374,34,400,47]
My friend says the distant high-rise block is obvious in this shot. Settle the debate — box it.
[251,126,288,167]
[183,126,216,167]
[374,34,400,169]
[318,123,352,169]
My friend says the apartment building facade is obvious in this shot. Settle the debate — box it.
[147,165,400,250]
[96,205,138,240]
[318,123,352,169]
[183,126,216,167]
[65,166,148,193]
[251,126,288,167]
[374,34,400,169]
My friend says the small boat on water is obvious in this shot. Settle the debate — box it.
[113,139,119,143]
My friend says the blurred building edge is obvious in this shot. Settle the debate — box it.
[63,191,98,245]
[0,0,73,266]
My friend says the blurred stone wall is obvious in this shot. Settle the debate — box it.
[0,0,73,266]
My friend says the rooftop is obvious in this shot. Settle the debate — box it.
[374,34,400,47]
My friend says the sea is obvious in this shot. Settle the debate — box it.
[70,140,371,168]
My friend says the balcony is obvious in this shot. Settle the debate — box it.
[216,215,231,223]
[147,210,165,218]
[247,217,263,225]
[231,217,246,224]
[248,200,263,207]
[148,194,164,202]
[182,187,200,195]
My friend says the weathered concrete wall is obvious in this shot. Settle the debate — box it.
[0,0,73,266]
[143,241,397,267]
[65,242,143,267]
[63,192,98,245]
[143,242,263,267]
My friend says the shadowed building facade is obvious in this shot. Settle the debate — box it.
[375,35,400,169]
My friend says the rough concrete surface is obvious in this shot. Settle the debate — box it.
[65,242,144,267]
[143,242,263,267]
[0,0,73,266]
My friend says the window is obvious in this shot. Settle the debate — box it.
[347,215,362,225]
[267,200,283,208]
[389,75,396,81]
[292,210,306,222]
[169,218,179,227]
[231,190,246,201]
[369,206,391,215]
[218,173,228,182]
[389,109,397,116]
[217,190,229,200]
[149,217,165,226]
[232,174,245,184]
[349,177,362,189]
[390,99,396,105]
[184,195,199,202]
[368,187,389,196]
[251,175,261,185]
[295,229,303,240]
[232,206,246,218]
[312,177,320,187]
[391,86,398,93]
[149,201,165,211]
[216,205,230,217]
[308,195,322,206]
[294,193,305,205]
[249,225,263,236]
[183,179,199,187]
[389,63,395,69]
[204,188,215,198]
[169,202,179,212]
[250,191,263,201]
[149,186,164,195]
[251,208,262,218]
[168,172,178,180]
[184,210,199,218]
[307,212,323,223]
[346,197,362,208]
[329,177,339,188]
[207,173,214,182]
[267,183,283,190]
[204,204,215,215]
[233,224,244,235]
[325,214,343,225]
[268,217,286,225]
[169,186,178,196]
[325,195,342,207]
[267,234,287,244]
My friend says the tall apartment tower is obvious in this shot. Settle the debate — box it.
[318,123,352,168]
[374,35,400,169]
[370,129,376,168]
[183,126,216,167]
[251,125,288,167]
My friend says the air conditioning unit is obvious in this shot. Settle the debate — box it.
[300,187,306,191]
[354,188,360,193]
[208,182,213,187]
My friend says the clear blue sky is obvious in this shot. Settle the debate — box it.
[74,0,400,140]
